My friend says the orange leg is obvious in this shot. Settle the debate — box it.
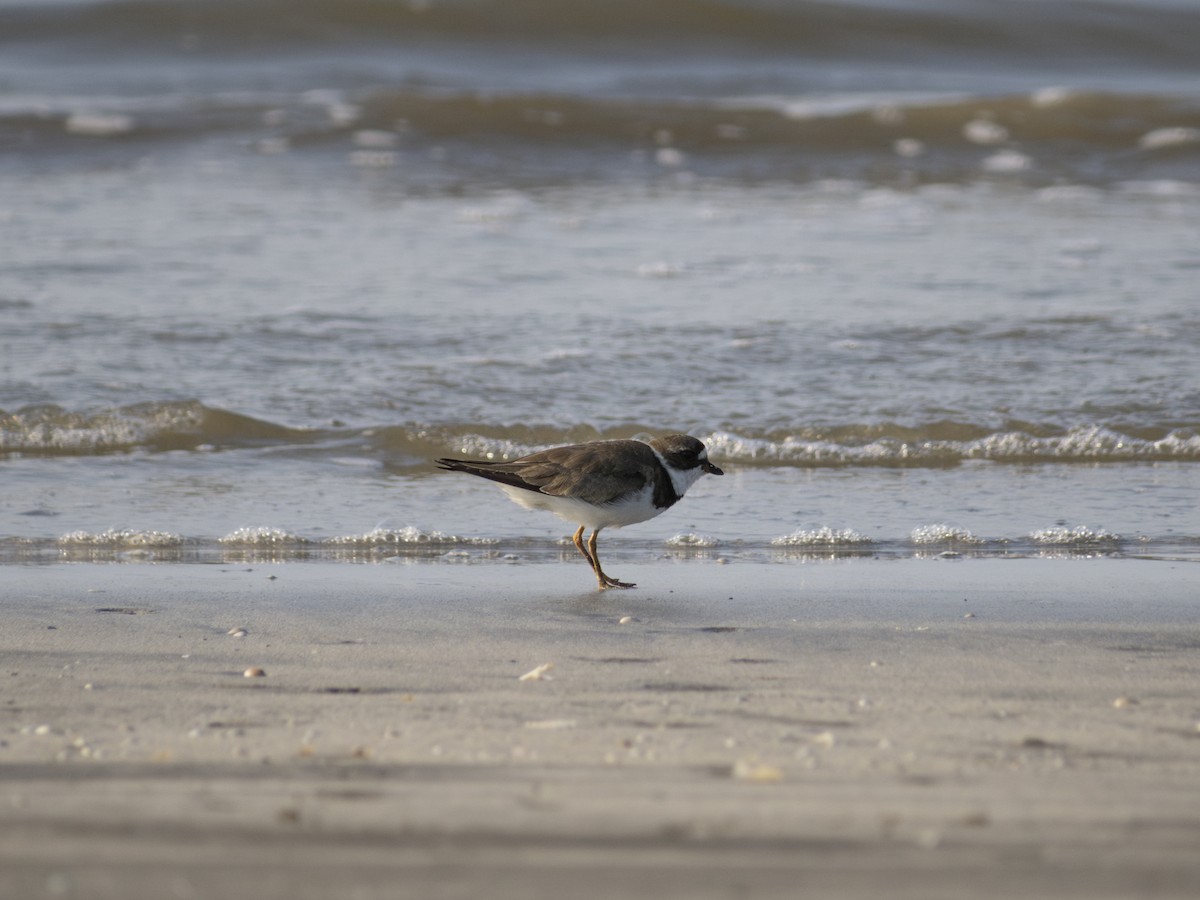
[571,525,605,589]
[588,528,635,589]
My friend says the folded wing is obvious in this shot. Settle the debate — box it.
[436,440,657,506]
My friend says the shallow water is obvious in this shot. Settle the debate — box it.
[2,0,1199,569]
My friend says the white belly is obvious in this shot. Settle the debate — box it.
[498,484,662,530]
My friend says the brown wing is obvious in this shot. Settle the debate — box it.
[436,440,657,505]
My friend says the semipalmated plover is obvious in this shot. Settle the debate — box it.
[436,434,723,589]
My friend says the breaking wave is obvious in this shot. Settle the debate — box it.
[3,0,1198,187]
[701,424,1200,467]
[5,403,1200,468]
[0,402,318,457]
[5,86,1197,187]
[6,0,1197,68]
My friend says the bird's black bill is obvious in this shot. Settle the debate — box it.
[703,460,724,476]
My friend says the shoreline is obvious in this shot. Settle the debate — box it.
[6,538,1199,568]
[3,559,1199,898]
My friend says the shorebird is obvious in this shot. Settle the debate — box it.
[436,434,723,589]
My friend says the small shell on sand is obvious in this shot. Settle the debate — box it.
[812,731,837,747]
[227,628,249,637]
[732,759,783,783]
[243,667,267,678]
[618,616,633,625]
[524,719,577,730]
[1112,696,1138,708]
[518,663,553,682]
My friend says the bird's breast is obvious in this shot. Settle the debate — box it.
[498,483,662,530]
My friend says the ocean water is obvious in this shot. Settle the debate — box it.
[2,0,1199,569]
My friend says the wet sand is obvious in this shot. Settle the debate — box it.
[2,558,1199,899]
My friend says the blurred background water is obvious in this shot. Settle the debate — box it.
[2,0,1198,566]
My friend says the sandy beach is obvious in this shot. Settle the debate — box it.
[1,557,1198,898]
[6,0,1199,895]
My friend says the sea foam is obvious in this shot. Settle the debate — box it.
[219,527,309,546]
[666,532,721,548]
[1029,526,1122,546]
[325,526,494,546]
[910,524,984,545]
[58,529,183,547]
[771,527,872,546]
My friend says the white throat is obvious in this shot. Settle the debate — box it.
[650,447,706,498]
